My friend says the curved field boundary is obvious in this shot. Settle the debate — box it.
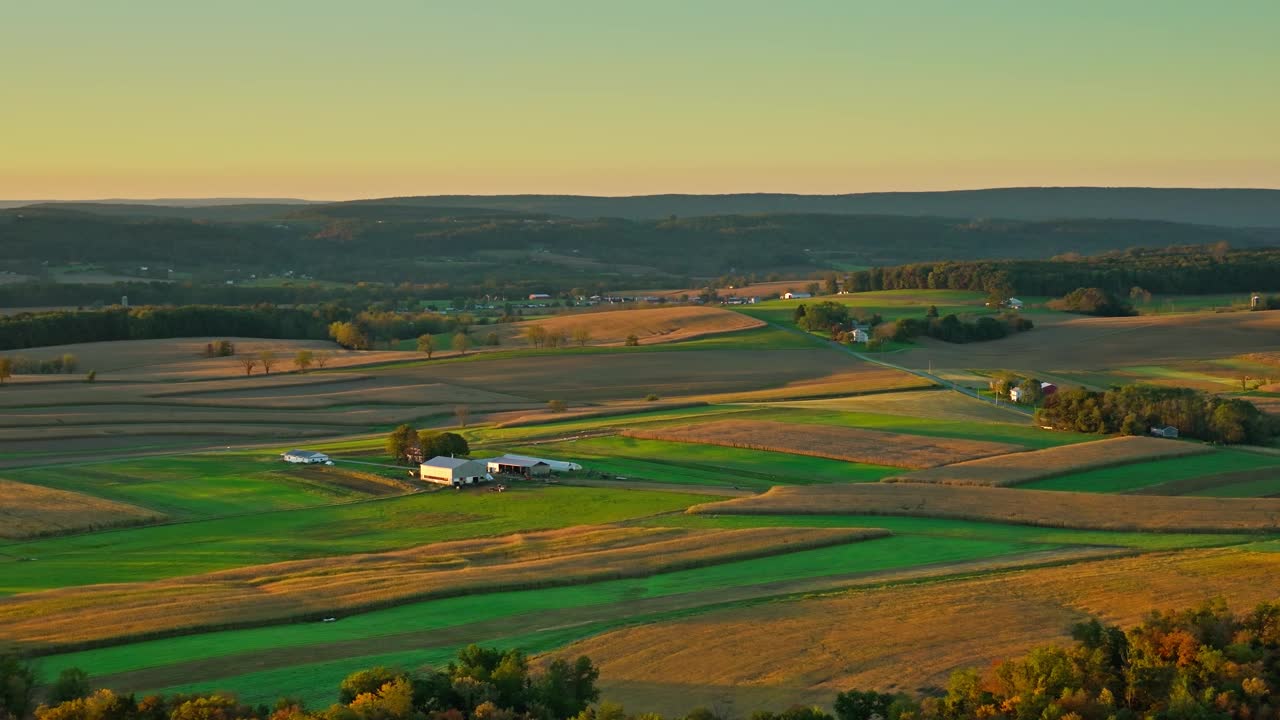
[884,435,1210,487]
[623,419,1022,469]
[0,480,163,539]
[82,545,1116,697]
[689,483,1280,533]
[1,525,887,653]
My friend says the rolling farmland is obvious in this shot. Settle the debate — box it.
[885,436,1211,486]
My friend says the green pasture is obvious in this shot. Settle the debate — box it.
[1021,450,1280,493]
[151,625,598,708]
[2,455,369,520]
[0,486,707,594]
[1189,475,1280,498]
[523,435,897,488]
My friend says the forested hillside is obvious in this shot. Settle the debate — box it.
[3,203,1277,290]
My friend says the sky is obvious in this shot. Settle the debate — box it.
[1,1,1277,199]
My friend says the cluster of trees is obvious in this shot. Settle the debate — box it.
[875,312,1032,345]
[386,424,470,465]
[1037,385,1277,444]
[1,646,600,720]
[825,599,1280,720]
[1047,287,1136,316]
[793,302,1030,347]
[0,306,331,351]
[0,353,78,377]
[523,326,592,349]
[988,372,1046,404]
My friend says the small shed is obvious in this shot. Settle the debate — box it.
[1006,298,1025,310]
[283,450,331,464]
[486,455,552,477]
[420,456,489,485]
[1150,426,1180,439]
[782,292,812,300]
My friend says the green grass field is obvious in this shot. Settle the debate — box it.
[0,455,370,520]
[1020,450,1280,493]
[524,435,897,488]
[0,486,708,594]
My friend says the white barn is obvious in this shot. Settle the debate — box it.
[420,456,490,486]
[782,291,812,300]
[282,450,331,464]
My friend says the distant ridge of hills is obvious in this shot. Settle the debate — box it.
[3,187,1280,226]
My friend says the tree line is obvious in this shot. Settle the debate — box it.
[1037,385,1277,444]
[793,302,1032,346]
[839,245,1280,298]
[9,600,1280,720]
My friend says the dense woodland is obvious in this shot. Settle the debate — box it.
[1037,385,1277,444]
[7,600,1280,720]
[840,246,1280,298]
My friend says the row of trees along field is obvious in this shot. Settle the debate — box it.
[8,599,1280,720]
[794,302,1033,345]
[1037,385,1277,444]
[0,305,499,352]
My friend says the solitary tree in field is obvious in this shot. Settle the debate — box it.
[417,334,434,358]
[61,354,79,373]
[572,327,592,347]
[624,334,640,346]
[0,357,11,385]
[314,350,331,368]
[453,332,471,355]
[455,405,470,428]
[548,399,568,413]
[294,350,314,372]
[259,350,277,375]
[238,356,257,376]
[524,325,548,348]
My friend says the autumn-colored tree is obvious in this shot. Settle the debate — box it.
[238,356,257,376]
[524,325,548,348]
[572,327,592,347]
[455,404,470,428]
[416,334,434,357]
[293,350,313,372]
[453,332,471,355]
[0,356,11,385]
[258,350,276,375]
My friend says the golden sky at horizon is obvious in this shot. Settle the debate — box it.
[2,1,1277,199]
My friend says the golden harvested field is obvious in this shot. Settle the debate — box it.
[690,483,1280,532]
[773,389,1026,424]
[499,306,764,347]
[0,525,884,651]
[687,369,933,403]
[398,349,855,403]
[0,479,162,539]
[563,546,1280,714]
[886,436,1210,486]
[624,419,1021,469]
[895,312,1280,379]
